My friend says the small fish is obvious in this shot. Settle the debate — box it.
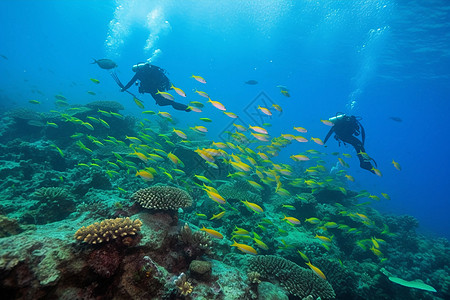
[249,125,268,134]
[253,238,269,250]
[158,111,172,119]
[241,200,264,214]
[306,261,326,280]
[297,250,310,262]
[282,204,295,210]
[389,116,402,122]
[293,126,307,133]
[224,111,238,118]
[305,217,320,224]
[290,154,309,161]
[196,213,207,218]
[81,122,94,130]
[171,84,186,97]
[315,234,331,243]
[199,118,212,122]
[142,110,156,115]
[54,94,67,101]
[392,159,401,171]
[29,100,40,104]
[321,119,334,126]
[87,91,96,95]
[200,226,223,239]
[91,58,117,70]
[311,137,324,145]
[189,101,204,107]
[208,99,226,111]
[194,89,209,98]
[46,122,58,128]
[99,119,110,129]
[90,78,100,84]
[283,215,301,225]
[173,128,187,139]
[230,240,257,255]
[156,90,174,101]
[191,75,207,84]
[371,167,382,177]
[133,97,145,109]
[381,193,391,200]
[257,106,272,116]
[135,170,154,181]
[345,174,355,182]
[272,104,282,112]
[110,112,124,119]
[210,211,226,220]
[245,80,258,85]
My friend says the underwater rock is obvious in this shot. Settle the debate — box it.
[257,281,289,300]
[87,243,120,278]
[24,187,76,224]
[189,260,212,281]
[0,215,23,237]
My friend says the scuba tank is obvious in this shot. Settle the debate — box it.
[328,113,346,124]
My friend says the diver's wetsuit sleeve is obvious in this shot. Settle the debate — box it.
[323,127,335,144]
[122,73,139,91]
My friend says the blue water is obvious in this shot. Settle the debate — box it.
[1,0,449,239]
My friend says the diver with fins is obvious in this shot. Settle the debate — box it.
[111,62,190,112]
[324,113,377,173]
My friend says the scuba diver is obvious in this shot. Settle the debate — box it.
[324,113,377,173]
[111,62,190,112]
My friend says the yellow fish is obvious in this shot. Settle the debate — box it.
[257,106,272,116]
[173,128,187,139]
[90,78,100,84]
[171,84,186,97]
[283,215,300,225]
[392,159,401,171]
[241,200,264,213]
[208,99,226,111]
[381,193,390,200]
[210,211,226,220]
[315,234,331,243]
[230,240,257,255]
[293,126,307,133]
[133,97,144,109]
[191,75,207,84]
[156,90,175,101]
[200,226,223,239]
[371,167,382,177]
[311,137,324,145]
[306,261,326,280]
[135,170,154,181]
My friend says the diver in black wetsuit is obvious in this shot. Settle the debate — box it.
[111,62,190,112]
[324,113,377,173]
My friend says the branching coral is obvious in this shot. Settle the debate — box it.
[131,186,193,210]
[248,255,335,299]
[74,217,142,245]
[33,187,72,202]
[174,272,193,296]
[179,223,213,258]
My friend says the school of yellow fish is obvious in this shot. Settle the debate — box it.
[36,75,402,281]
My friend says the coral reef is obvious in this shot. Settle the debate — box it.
[131,185,193,210]
[74,217,142,245]
[174,272,194,296]
[179,223,214,260]
[248,255,336,299]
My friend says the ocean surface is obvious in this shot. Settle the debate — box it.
[0,1,449,299]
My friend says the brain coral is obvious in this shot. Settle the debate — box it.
[131,186,193,210]
[74,217,142,245]
[248,255,335,299]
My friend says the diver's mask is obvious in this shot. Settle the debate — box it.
[132,62,149,72]
[328,114,346,124]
